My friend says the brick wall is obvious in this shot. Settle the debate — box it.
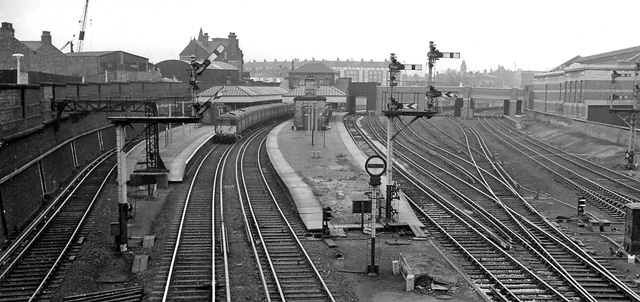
[0,76,177,241]
[0,81,190,174]
[0,164,43,240]
[31,44,71,75]
[0,38,35,70]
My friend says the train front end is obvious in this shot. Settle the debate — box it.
[214,113,239,143]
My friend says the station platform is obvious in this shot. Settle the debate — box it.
[127,124,216,183]
[267,112,423,232]
[124,114,423,241]
[125,124,215,244]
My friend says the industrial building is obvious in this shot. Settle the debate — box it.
[532,45,640,127]
[0,22,159,84]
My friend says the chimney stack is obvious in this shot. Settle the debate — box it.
[41,31,52,45]
[227,32,237,58]
[1,22,15,39]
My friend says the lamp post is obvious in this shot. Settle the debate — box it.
[12,54,24,84]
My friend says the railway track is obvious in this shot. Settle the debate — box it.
[236,129,335,301]
[0,151,116,302]
[149,124,335,302]
[344,113,640,301]
[477,113,640,221]
[147,142,227,301]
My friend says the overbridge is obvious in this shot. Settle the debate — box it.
[372,85,527,117]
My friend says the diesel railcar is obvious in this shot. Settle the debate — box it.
[214,103,294,143]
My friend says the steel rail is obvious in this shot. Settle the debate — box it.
[451,119,596,301]
[236,129,283,302]
[352,115,550,299]
[213,144,235,301]
[477,114,640,300]
[374,118,573,300]
[161,144,221,301]
[257,136,336,302]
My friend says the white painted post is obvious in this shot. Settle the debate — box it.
[12,54,23,84]
[115,124,128,252]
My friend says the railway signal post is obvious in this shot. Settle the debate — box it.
[382,43,459,221]
[365,155,386,276]
[609,62,640,170]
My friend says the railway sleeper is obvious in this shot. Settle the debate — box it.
[278,279,319,286]
[274,273,317,279]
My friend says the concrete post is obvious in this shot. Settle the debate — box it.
[115,124,128,252]
[12,54,23,84]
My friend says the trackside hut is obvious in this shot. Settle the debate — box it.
[286,85,333,130]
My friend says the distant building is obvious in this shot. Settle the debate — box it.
[0,22,160,83]
[156,59,239,91]
[66,51,159,82]
[284,84,346,111]
[288,63,339,89]
[0,22,72,78]
[245,58,390,85]
[532,45,640,125]
[179,30,244,82]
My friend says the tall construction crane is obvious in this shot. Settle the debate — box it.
[59,0,89,53]
[76,0,90,52]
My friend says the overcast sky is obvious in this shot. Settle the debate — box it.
[2,0,638,73]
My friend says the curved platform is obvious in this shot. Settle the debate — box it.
[266,121,323,231]
[127,125,216,183]
[267,113,423,232]
[125,115,423,235]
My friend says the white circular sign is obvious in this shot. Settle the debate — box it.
[365,155,386,177]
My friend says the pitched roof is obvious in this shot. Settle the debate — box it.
[65,50,149,61]
[207,61,238,71]
[334,78,351,93]
[245,59,388,69]
[199,85,287,97]
[22,41,43,51]
[554,45,640,70]
[66,51,119,57]
[575,45,640,65]
[283,85,346,97]
[291,63,338,74]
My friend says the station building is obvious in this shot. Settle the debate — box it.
[532,45,640,127]
[288,63,339,89]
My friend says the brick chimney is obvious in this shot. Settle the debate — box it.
[227,32,237,58]
[1,22,15,39]
[41,31,51,45]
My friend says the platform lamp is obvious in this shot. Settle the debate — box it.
[12,53,24,84]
